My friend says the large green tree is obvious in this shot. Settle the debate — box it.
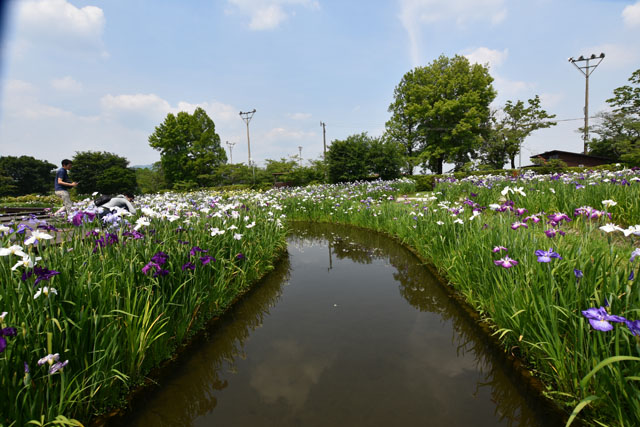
[588,69,640,164]
[0,156,56,196]
[387,55,496,174]
[327,132,404,183]
[481,96,557,169]
[72,151,137,194]
[148,107,227,188]
[327,133,370,183]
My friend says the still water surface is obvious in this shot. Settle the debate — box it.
[120,223,557,426]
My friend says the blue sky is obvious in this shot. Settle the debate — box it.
[1,0,639,169]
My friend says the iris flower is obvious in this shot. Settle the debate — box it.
[535,248,562,263]
[626,319,640,336]
[0,245,27,258]
[511,222,528,230]
[492,246,507,253]
[494,256,518,268]
[0,326,17,353]
[24,230,53,246]
[581,306,626,332]
[34,287,58,299]
[631,248,640,262]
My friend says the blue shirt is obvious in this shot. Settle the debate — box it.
[54,168,69,191]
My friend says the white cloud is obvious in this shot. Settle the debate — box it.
[623,1,640,27]
[493,75,533,98]
[15,0,106,55]
[175,101,238,123]
[287,112,312,120]
[227,0,320,30]
[463,47,508,70]
[399,0,507,66]
[51,76,83,92]
[101,94,171,118]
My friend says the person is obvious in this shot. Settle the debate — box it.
[54,159,78,216]
[100,192,137,215]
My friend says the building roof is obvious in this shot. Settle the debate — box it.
[529,150,613,161]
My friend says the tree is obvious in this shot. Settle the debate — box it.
[327,133,370,183]
[387,55,496,174]
[72,151,137,194]
[369,137,405,180]
[135,163,167,194]
[0,156,56,196]
[148,107,227,188]
[481,96,557,169]
[588,69,640,165]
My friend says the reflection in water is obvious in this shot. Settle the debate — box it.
[118,222,560,427]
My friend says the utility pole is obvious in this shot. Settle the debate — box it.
[569,53,605,154]
[225,141,236,164]
[239,109,256,182]
[298,146,302,167]
[320,121,327,181]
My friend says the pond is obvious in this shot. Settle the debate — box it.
[115,222,560,426]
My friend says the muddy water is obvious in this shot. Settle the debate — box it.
[118,222,559,427]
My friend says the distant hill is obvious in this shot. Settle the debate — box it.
[131,164,153,169]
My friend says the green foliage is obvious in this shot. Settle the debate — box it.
[387,54,496,174]
[71,151,137,195]
[529,157,568,174]
[481,96,557,169]
[589,68,640,165]
[327,133,370,182]
[148,107,227,188]
[135,163,167,194]
[327,133,404,183]
[0,156,56,196]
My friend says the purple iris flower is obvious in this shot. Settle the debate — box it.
[548,212,571,224]
[200,255,215,265]
[0,327,17,353]
[142,262,159,275]
[236,253,245,260]
[492,246,507,253]
[177,239,190,245]
[535,248,562,263]
[494,256,518,268]
[151,251,169,266]
[630,270,635,281]
[631,248,640,262]
[33,266,60,285]
[626,319,640,336]
[71,212,84,226]
[581,306,626,331]
[524,215,540,224]
[574,269,583,278]
[181,262,196,271]
[511,222,528,230]
[515,208,528,216]
[49,360,69,375]
[190,246,208,256]
[544,229,566,238]
[16,224,33,234]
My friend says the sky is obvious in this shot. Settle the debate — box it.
[0,0,639,170]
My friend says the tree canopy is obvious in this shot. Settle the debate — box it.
[480,96,557,169]
[148,107,227,188]
[0,156,56,196]
[327,132,404,183]
[387,55,496,174]
[71,151,137,195]
[589,68,640,165]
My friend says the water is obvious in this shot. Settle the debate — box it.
[117,223,559,427]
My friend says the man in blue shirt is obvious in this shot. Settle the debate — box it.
[54,159,78,216]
